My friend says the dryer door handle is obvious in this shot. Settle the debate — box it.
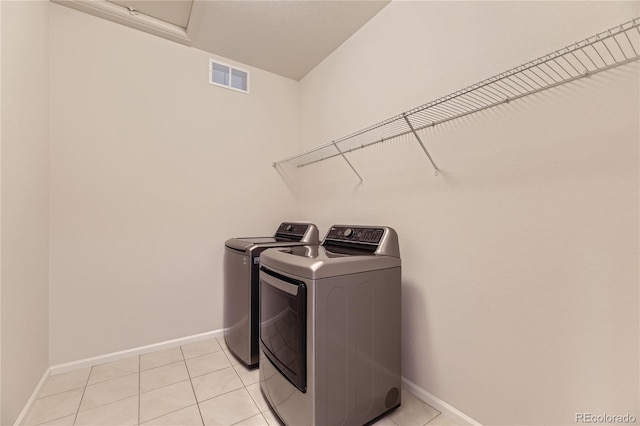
[260,270,300,296]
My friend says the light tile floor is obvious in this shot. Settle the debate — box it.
[24,337,461,426]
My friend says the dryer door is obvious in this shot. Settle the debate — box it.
[259,266,307,393]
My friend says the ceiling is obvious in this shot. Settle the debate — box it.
[53,0,390,80]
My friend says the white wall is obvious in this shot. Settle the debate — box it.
[4,2,638,424]
[297,2,639,425]
[48,4,300,365]
[1,1,51,424]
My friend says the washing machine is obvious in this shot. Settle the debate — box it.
[258,225,401,426]
[224,222,319,368]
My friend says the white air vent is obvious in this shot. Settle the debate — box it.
[209,60,249,93]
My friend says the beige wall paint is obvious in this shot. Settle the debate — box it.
[48,4,300,365]
[2,1,637,423]
[297,2,639,425]
[1,1,51,424]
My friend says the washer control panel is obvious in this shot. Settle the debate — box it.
[276,222,309,236]
[325,226,385,244]
[274,222,321,243]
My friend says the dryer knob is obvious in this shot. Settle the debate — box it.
[285,224,293,232]
[343,228,354,238]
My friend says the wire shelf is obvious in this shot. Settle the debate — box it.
[273,17,640,181]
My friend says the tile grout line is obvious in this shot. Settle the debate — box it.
[216,338,265,423]
[138,377,193,397]
[230,382,263,426]
[423,414,436,425]
[195,364,238,378]
[181,345,206,426]
[140,358,186,373]
[84,370,139,387]
[228,403,262,426]
[74,378,140,415]
[184,347,225,362]
[72,366,93,425]
[27,371,90,425]
[29,390,86,426]
[30,384,85,401]
[140,404,201,425]
[424,412,445,425]
[220,344,240,368]
[181,338,223,361]
[187,365,234,380]
[191,382,246,405]
[138,347,197,424]
[138,355,141,426]
[69,394,141,425]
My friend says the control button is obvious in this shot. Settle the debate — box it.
[343,228,354,238]
[285,224,293,232]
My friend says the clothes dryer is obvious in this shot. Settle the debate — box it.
[259,225,401,426]
[224,222,319,368]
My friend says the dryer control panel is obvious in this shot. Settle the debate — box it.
[323,225,400,258]
[325,226,384,244]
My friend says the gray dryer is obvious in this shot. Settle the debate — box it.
[259,225,401,425]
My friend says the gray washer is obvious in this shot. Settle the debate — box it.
[224,222,319,368]
[259,225,401,426]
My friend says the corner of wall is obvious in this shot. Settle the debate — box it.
[1,0,51,424]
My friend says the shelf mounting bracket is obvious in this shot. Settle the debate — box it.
[403,113,439,176]
[332,141,363,185]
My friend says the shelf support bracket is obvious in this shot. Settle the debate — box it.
[332,141,363,185]
[403,113,439,176]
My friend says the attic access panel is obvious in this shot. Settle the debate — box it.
[108,0,193,28]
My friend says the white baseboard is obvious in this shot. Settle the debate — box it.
[401,377,482,426]
[50,329,223,375]
[14,367,50,426]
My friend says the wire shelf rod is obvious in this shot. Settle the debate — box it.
[609,30,628,59]
[332,141,363,184]
[403,114,439,175]
[273,17,640,170]
[296,54,640,171]
[410,56,640,136]
[622,28,638,55]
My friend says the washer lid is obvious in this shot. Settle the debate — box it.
[225,222,320,253]
[225,237,275,252]
[225,237,319,254]
[260,246,400,279]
